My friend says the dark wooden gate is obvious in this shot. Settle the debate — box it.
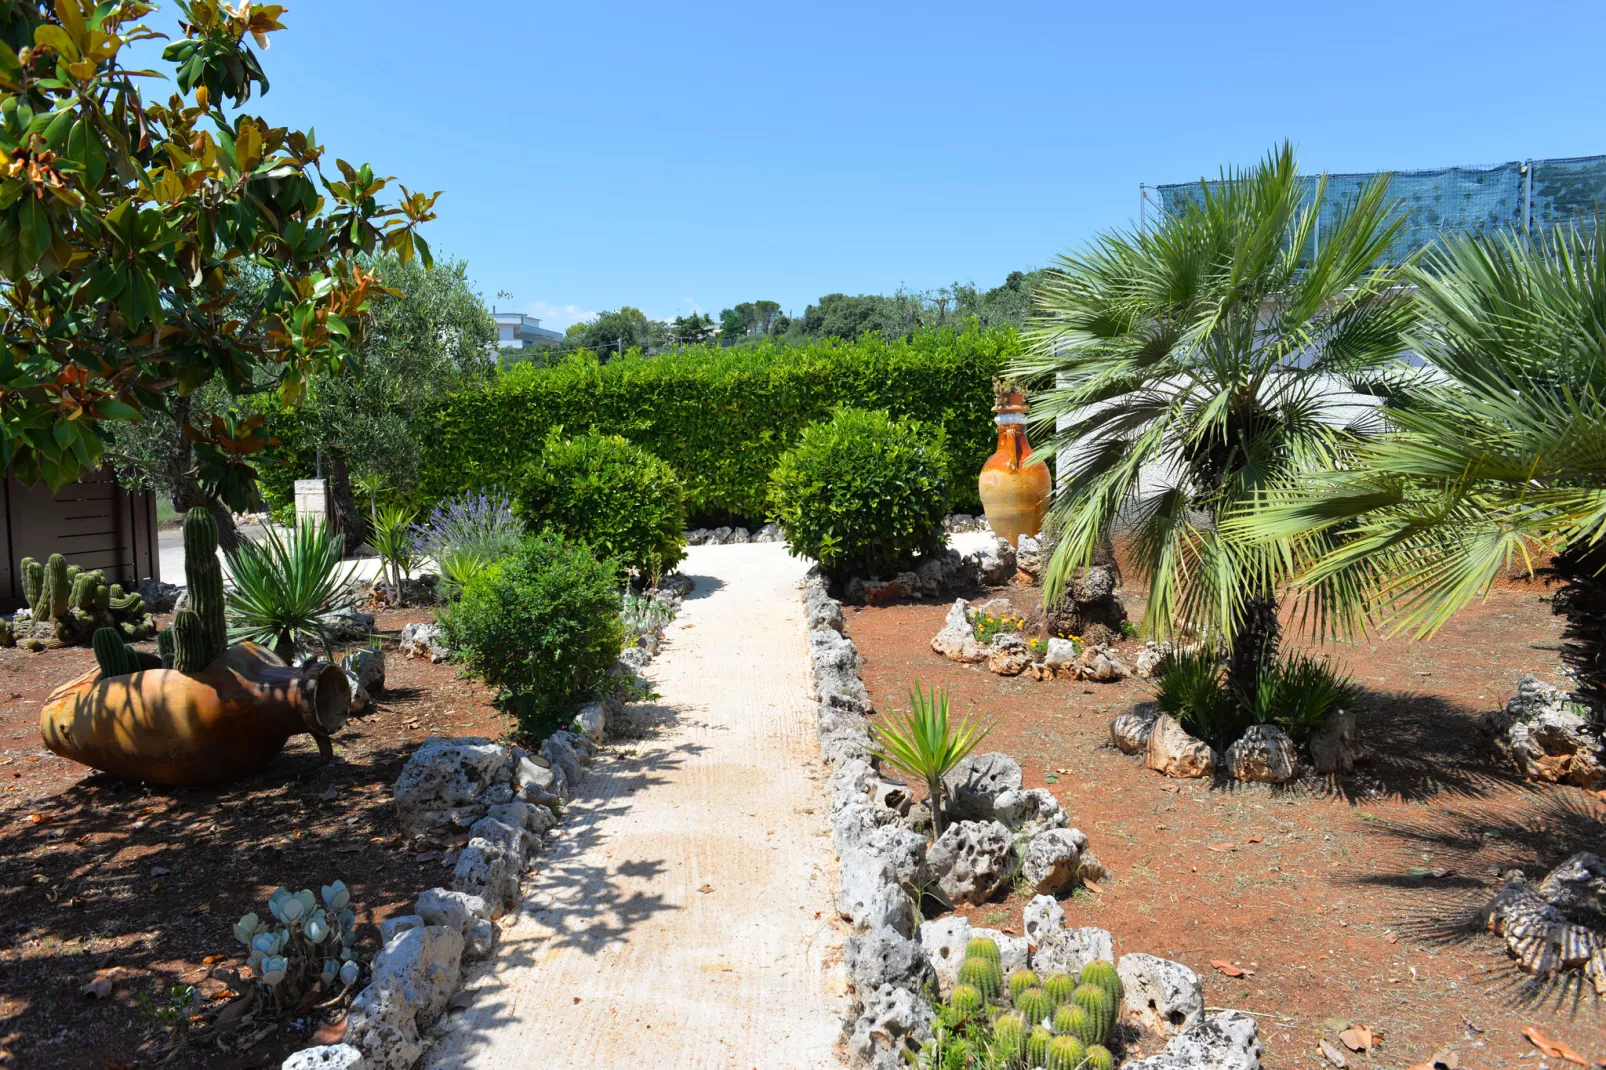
[0,468,161,609]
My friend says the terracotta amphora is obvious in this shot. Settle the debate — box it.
[978,389,1051,548]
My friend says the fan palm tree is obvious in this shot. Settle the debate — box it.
[1013,142,1419,698]
[1237,221,1606,717]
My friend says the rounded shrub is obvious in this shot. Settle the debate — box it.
[439,531,623,739]
[766,407,950,580]
[516,431,687,578]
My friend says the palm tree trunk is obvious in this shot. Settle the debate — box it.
[1226,592,1281,701]
[1545,542,1606,725]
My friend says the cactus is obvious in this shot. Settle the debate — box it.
[1015,986,1053,1027]
[93,627,137,678]
[108,584,142,614]
[1007,967,1040,1003]
[947,983,983,1019]
[1084,1044,1115,1070]
[1026,1026,1054,1068]
[0,617,12,648]
[1052,1002,1091,1039]
[94,583,110,613]
[66,564,80,583]
[1070,983,1113,1045]
[1045,1034,1086,1070]
[156,627,176,669]
[956,955,1002,1000]
[1043,971,1075,1006]
[41,554,69,620]
[992,1010,1028,1061]
[21,557,42,612]
[1079,960,1123,1011]
[183,507,227,665]
[171,610,209,673]
[966,936,1001,964]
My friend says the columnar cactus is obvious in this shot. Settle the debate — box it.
[21,557,42,612]
[965,936,1001,964]
[1053,1002,1091,1039]
[1080,959,1123,1010]
[1007,967,1040,1002]
[41,553,69,621]
[0,618,13,648]
[1043,971,1075,1006]
[171,610,210,673]
[1085,1044,1115,1070]
[92,627,137,679]
[1025,1026,1054,1067]
[956,955,1002,1000]
[183,508,227,664]
[1045,1034,1086,1070]
[1070,983,1113,1044]
[156,627,176,669]
[992,1011,1028,1062]
[1015,986,1053,1027]
[947,983,983,1018]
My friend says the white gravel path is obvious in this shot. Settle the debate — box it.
[422,543,845,1069]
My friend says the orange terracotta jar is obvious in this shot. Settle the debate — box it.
[977,389,1051,548]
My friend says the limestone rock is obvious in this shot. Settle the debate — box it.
[1478,675,1606,788]
[942,752,1023,821]
[1080,646,1131,682]
[1118,952,1203,1036]
[916,915,972,994]
[415,887,493,960]
[1123,1010,1262,1070]
[343,648,386,694]
[452,839,516,914]
[344,924,465,1070]
[976,538,1016,586]
[845,928,935,996]
[859,824,930,889]
[1031,925,1113,977]
[806,587,845,633]
[1224,724,1299,784]
[930,599,986,663]
[810,628,872,714]
[398,621,449,663]
[393,737,513,838]
[926,820,1018,905]
[1039,637,1080,678]
[838,851,905,932]
[282,1046,366,1070]
[1021,827,1085,895]
[1144,714,1216,779]
[1022,894,1065,943]
[1134,644,1165,678]
[992,787,1068,834]
[1112,703,1161,754]
[848,983,935,1070]
[378,914,423,944]
[986,633,1033,676]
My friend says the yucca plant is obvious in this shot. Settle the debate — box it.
[436,545,494,598]
[369,502,421,595]
[870,684,993,838]
[225,519,360,663]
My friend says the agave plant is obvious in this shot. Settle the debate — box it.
[870,683,993,838]
[225,518,360,662]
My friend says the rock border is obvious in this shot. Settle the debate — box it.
[800,570,1261,1069]
[279,599,678,1070]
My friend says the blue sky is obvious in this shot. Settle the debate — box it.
[139,1,1605,329]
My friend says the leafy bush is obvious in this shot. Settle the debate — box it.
[439,532,623,738]
[417,325,1014,519]
[225,519,360,662]
[516,431,686,578]
[436,546,495,597]
[1153,647,1357,748]
[768,407,950,580]
[1244,652,1359,744]
[1152,648,1244,748]
[412,488,525,563]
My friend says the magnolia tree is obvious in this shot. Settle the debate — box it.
[0,1,438,512]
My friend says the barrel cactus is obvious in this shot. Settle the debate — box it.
[41,553,69,621]
[92,627,137,679]
[966,936,1001,964]
[1080,959,1123,1010]
[1043,971,1075,1005]
[183,507,227,664]
[1026,1025,1054,1067]
[1015,986,1053,1027]
[956,954,1003,1000]
[1085,1044,1115,1070]
[1045,1034,1086,1070]
[1007,966,1040,1002]
[1053,1002,1092,1039]
[947,983,983,1019]
[1070,983,1113,1045]
[991,1010,1028,1061]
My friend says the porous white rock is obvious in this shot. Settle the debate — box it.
[942,752,1023,821]
[1021,827,1086,895]
[392,737,513,838]
[848,983,935,1070]
[925,819,1018,905]
[1118,952,1204,1036]
[930,599,986,663]
[992,787,1068,834]
[282,1044,367,1069]
[916,915,972,994]
[1123,1010,1261,1069]
[1031,925,1113,977]
[1224,723,1299,784]
[1145,714,1216,779]
[1022,894,1065,943]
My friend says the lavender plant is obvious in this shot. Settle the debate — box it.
[413,489,526,567]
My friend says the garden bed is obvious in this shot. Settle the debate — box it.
[842,574,1606,1067]
[0,608,510,1070]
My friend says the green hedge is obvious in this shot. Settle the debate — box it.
[419,324,1015,519]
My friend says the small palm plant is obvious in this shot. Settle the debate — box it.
[870,684,994,838]
[225,518,360,663]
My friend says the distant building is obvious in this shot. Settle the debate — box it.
[492,311,563,350]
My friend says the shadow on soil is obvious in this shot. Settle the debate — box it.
[1341,785,1606,1018]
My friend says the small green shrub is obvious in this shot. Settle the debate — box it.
[1245,651,1359,745]
[767,407,950,580]
[516,431,686,578]
[440,532,623,739]
[1152,648,1245,747]
[1154,647,1358,748]
[970,606,1026,646]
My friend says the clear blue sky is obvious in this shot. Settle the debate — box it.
[139,1,1605,329]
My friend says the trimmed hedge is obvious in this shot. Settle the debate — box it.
[418,324,1016,519]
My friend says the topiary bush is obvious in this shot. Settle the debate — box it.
[766,407,950,580]
[439,531,623,739]
[516,431,686,579]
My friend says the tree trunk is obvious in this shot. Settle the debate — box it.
[1225,592,1281,701]
[1545,541,1606,725]
[165,395,241,555]
[325,449,367,552]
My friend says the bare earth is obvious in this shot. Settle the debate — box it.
[423,543,846,1070]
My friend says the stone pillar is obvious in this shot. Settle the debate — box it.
[294,479,336,531]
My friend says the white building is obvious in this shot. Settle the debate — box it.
[492,311,563,350]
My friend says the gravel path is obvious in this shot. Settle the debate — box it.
[423,543,845,1069]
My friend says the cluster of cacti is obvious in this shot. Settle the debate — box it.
[915,937,1125,1069]
[152,507,229,674]
[92,627,140,679]
[232,880,365,1015]
[14,551,156,653]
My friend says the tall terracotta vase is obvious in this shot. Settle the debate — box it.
[977,389,1050,548]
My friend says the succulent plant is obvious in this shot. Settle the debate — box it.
[1080,959,1123,1009]
[21,557,42,613]
[1052,1002,1091,1039]
[965,936,1001,964]
[1007,966,1040,1002]
[171,611,208,673]
[1045,1033,1086,1070]
[1070,983,1113,1045]
[321,880,350,912]
[233,913,263,945]
[260,955,288,986]
[41,553,69,621]
[1085,1044,1115,1070]
[947,983,983,1018]
[992,1010,1028,1062]
[183,507,227,664]
[1026,1025,1054,1067]
[92,627,137,678]
[233,880,367,1014]
[0,618,12,648]
[1043,971,1075,1005]
[1015,986,1053,1027]
[339,959,360,986]
[956,954,1003,1000]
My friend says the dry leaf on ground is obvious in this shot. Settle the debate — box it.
[1318,1039,1349,1068]
[1210,959,1253,977]
[1522,1026,1589,1066]
[1206,842,1236,852]
[1339,1025,1379,1052]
